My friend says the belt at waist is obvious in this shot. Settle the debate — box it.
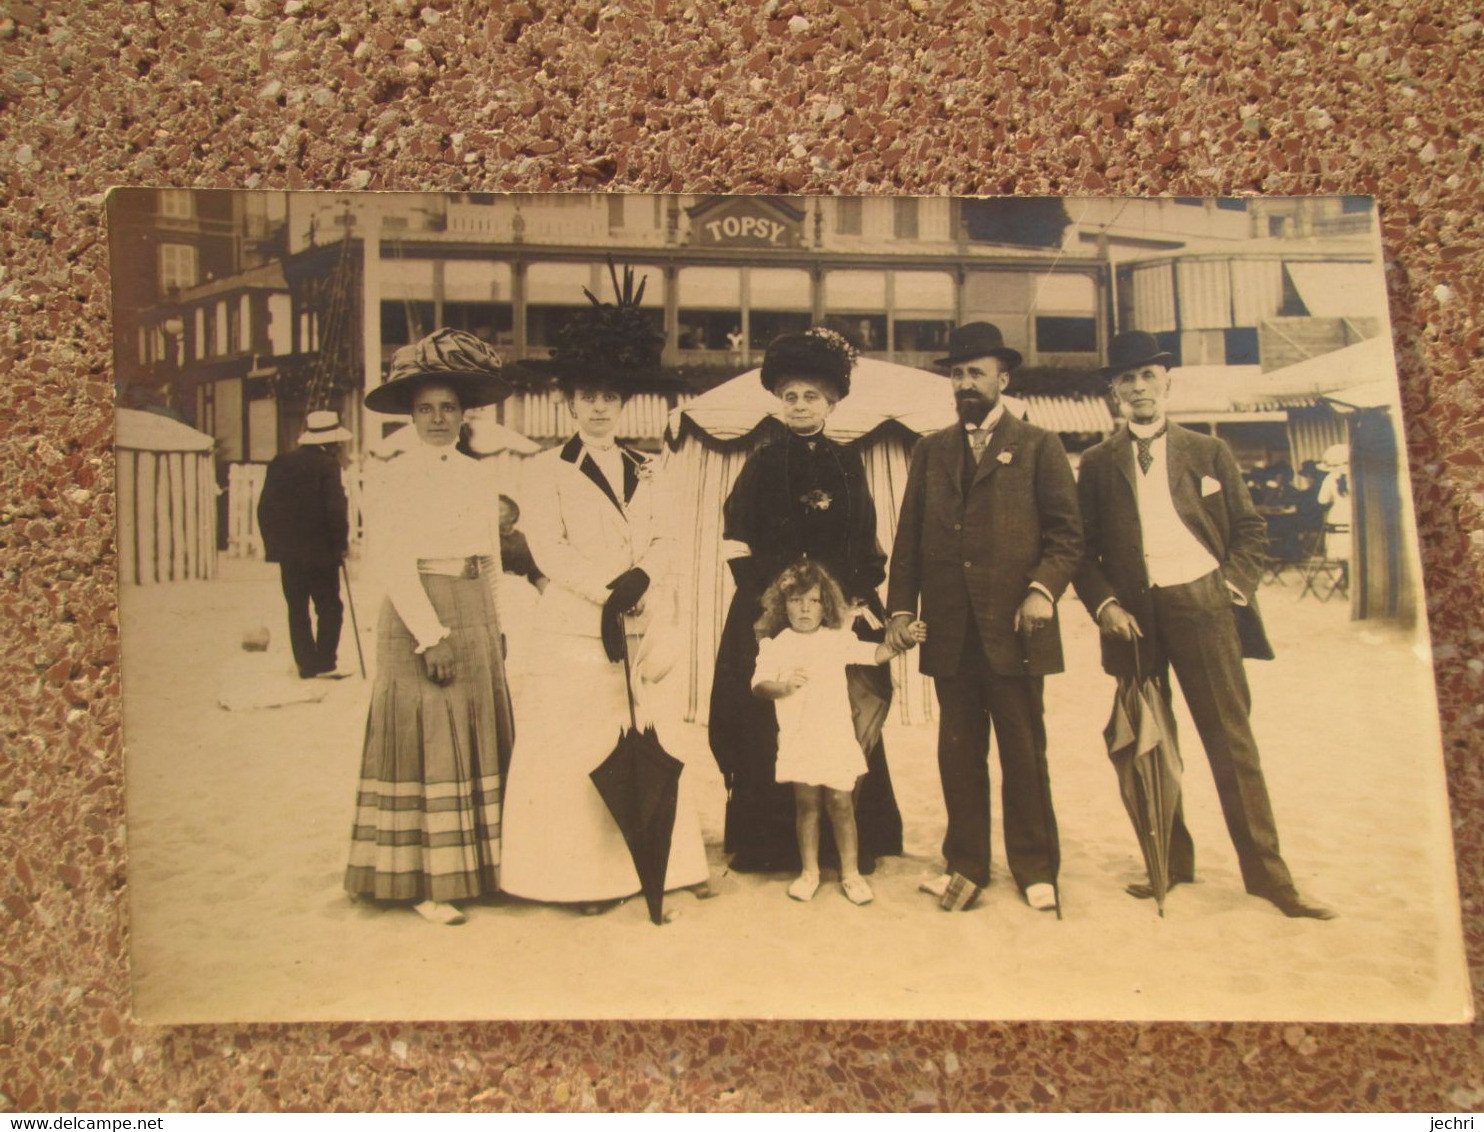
[418,555,494,579]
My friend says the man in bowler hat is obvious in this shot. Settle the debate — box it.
[886,322,1083,913]
[1073,330,1334,919]
[257,410,353,679]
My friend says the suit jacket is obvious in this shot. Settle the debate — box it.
[1073,422,1274,677]
[887,412,1083,678]
[521,435,672,639]
[256,445,348,566]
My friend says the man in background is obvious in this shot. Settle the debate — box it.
[257,410,353,679]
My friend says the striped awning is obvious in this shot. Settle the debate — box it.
[1020,395,1115,434]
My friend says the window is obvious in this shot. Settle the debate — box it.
[1035,316,1097,353]
[893,198,919,240]
[836,198,862,236]
[158,189,195,219]
[1215,198,1248,212]
[159,243,198,291]
[1224,327,1259,365]
[442,302,514,346]
[608,196,625,229]
[381,301,436,349]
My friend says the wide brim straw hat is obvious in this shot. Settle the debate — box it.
[364,328,513,415]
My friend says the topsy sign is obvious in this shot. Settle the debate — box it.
[689,197,805,249]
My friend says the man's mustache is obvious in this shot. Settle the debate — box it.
[955,390,989,403]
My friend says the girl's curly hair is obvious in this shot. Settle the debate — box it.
[753,558,850,640]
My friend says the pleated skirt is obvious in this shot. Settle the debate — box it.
[345,574,515,904]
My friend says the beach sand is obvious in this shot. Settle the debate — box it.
[120,559,1470,1023]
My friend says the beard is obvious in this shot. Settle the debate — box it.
[955,389,995,425]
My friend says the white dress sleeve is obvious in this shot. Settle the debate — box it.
[366,457,450,653]
[751,634,784,690]
[842,634,887,667]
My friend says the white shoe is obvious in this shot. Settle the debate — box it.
[841,876,874,906]
[414,900,466,925]
[1025,883,1058,912]
[918,873,951,899]
[787,872,820,902]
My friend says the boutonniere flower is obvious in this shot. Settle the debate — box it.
[628,451,657,482]
[800,488,833,511]
[996,448,1016,466]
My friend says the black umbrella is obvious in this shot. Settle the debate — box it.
[1103,653,1184,917]
[589,624,685,926]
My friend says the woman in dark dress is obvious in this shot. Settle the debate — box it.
[708,329,904,874]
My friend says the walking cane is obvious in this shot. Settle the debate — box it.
[341,560,367,679]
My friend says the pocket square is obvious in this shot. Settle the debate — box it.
[1200,475,1222,497]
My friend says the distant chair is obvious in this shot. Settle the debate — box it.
[1296,526,1349,602]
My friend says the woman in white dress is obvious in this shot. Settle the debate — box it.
[499,358,711,914]
[344,330,515,926]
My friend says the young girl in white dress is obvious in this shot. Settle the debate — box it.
[751,560,926,905]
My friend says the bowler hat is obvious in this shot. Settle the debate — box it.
[934,321,1022,371]
[1102,330,1174,377]
[364,328,512,415]
[297,410,352,446]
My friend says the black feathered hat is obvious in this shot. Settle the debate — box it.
[526,259,667,399]
[758,327,857,400]
[365,329,512,415]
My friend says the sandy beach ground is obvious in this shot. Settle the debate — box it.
[119,558,1470,1024]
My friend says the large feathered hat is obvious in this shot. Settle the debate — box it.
[365,328,512,415]
[528,259,667,397]
[759,327,857,400]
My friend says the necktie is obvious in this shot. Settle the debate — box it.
[969,427,989,463]
[1135,424,1167,475]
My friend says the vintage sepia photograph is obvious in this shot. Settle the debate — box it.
[107,191,1469,1023]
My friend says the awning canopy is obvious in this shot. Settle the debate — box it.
[116,407,215,453]
[1231,336,1398,410]
[666,357,1047,446]
[1284,261,1389,320]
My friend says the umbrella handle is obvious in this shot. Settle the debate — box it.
[619,615,639,731]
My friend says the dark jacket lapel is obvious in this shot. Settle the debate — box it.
[560,434,625,515]
[620,447,640,505]
[1164,424,1201,516]
[968,411,1023,490]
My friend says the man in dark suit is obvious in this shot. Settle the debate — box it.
[257,410,353,679]
[886,322,1083,913]
[1073,330,1334,919]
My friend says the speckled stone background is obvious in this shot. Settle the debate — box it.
[2,0,1481,1113]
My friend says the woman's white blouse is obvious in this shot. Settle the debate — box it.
[363,441,503,651]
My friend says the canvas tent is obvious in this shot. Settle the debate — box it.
[660,357,1075,727]
[116,408,218,585]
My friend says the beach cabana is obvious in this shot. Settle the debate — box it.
[1321,376,1417,624]
[663,358,1048,727]
[116,408,218,585]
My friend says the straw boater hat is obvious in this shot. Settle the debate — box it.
[297,410,352,446]
[364,328,512,415]
[1101,329,1175,377]
[759,327,857,401]
[934,321,1022,372]
[1321,443,1350,469]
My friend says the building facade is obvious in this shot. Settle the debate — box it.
[111,191,1384,464]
